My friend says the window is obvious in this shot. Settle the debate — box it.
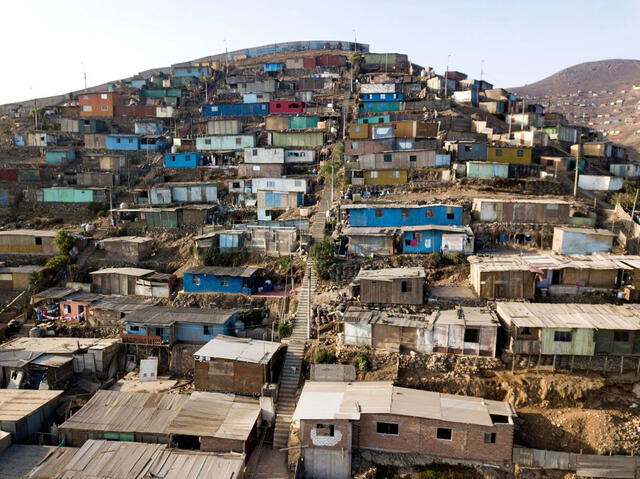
[128,138,133,144]
[63,305,71,314]
[425,209,434,217]
[554,331,572,342]
[446,212,455,220]
[490,414,509,424]
[614,330,630,342]
[155,328,163,337]
[205,139,211,145]
[267,181,276,188]
[34,237,42,245]
[220,279,229,287]
[129,325,139,332]
[484,432,497,444]
[495,149,503,157]
[375,209,384,217]
[436,428,452,440]
[232,182,240,188]
[252,149,258,156]
[401,209,410,217]
[517,149,524,157]
[100,93,108,100]
[82,95,89,100]
[294,180,302,187]
[464,328,480,343]
[464,145,473,152]
[546,159,555,166]
[203,325,210,335]
[316,424,335,437]
[235,138,242,145]
[370,171,379,179]
[380,94,386,99]
[409,155,417,162]
[376,422,399,435]
[82,105,93,112]
[101,106,109,111]
[391,171,400,178]
[383,154,392,163]
[519,327,532,337]
[401,281,412,293]
[192,276,201,285]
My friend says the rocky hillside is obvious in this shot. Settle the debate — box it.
[513,59,640,158]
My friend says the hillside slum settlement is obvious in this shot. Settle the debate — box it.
[1,39,640,479]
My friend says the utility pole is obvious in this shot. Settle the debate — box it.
[81,61,87,90]
[631,189,639,221]
[331,163,335,205]
[574,136,583,197]
[205,77,208,104]
[444,54,451,98]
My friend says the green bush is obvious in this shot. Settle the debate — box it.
[45,255,69,272]
[313,347,336,364]
[310,240,335,280]
[277,321,293,338]
[353,353,370,373]
[53,230,75,255]
[447,252,467,265]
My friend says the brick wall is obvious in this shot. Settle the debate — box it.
[357,413,513,463]
[300,419,352,450]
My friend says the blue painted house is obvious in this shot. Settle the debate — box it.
[139,136,166,151]
[122,306,241,345]
[359,101,401,113]
[45,149,76,165]
[125,79,146,89]
[183,266,262,295]
[264,62,284,72]
[401,226,474,254]
[164,152,201,168]
[360,92,404,102]
[202,103,270,117]
[342,203,464,227]
[448,141,488,162]
[106,134,140,151]
[13,135,25,147]
[173,66,211,77]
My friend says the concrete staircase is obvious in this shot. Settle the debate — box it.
[272,187,330,450]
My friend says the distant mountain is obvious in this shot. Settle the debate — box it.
[512,59,640,97]
[512,60,640,158]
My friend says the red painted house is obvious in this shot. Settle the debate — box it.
[269,100,304,114]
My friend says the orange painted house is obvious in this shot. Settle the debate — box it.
[79,92,119,117]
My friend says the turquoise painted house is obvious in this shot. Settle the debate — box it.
[39,187,107,203]
[183,266,262,295]
[141,88,182,98]
[45,149,76,165]
[289,116,319,129]
[106,135,140,151]
[196,135,255,151]
[173,66,210,78]
[122,306,242,345]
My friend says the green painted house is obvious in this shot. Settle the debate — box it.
[39,188,107,203]
[497,302,640,356]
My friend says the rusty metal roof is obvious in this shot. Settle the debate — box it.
[184,266,261,277]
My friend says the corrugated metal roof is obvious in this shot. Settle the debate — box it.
[167,392,261,440]
[124,306,240,325]
[0,337,121,355]
[343,227,396,237]
[342,307,429,329]
[292,381,515,426]
[99,236,152,244]
[0,265,45,274]
[0,390,63,422]
[0,229,57,237]
[555,226,616,237]
[27,440,245,479]
[341,203,459,210]
[184,266,260,277]
[89,267,155,276]
[468,253,634,272]
[89,296,158,312]
[193,335,282,364]
[473,198,571,205]
[31,287,79,300]
[30,354,74,368]
[355,267,426,281]
[496,302,640,330]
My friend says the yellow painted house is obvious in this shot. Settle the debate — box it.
[363,169,408,185]
[487,146,532,164]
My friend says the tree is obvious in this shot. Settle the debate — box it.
[54,230,75,256]
[310,239,335,280]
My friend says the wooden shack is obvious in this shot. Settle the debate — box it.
[90,267,156,295]
[0,230,59,255]
[471,198,572,224]
[99,236,153,262]
[354,267,425,305]
[342,306,498,356]
[194,335,284,395]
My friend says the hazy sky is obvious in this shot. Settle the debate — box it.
[1,0,638,104]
